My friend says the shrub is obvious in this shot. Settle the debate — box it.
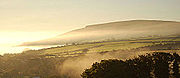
[81,52,180,78]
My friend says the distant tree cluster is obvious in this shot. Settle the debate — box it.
[148,42,180,50]
[81,52,180,78]
[129,42,180,52]
[0,52,63,78]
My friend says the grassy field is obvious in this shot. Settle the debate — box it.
[1,37,180,78]
[30,38,180,58]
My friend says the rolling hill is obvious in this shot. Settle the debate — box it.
[21,20,180,46]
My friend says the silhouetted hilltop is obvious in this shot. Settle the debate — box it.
[21,20,180,46]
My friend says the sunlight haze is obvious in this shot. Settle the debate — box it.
[0,0,180,54]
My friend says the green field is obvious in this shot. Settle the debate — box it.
[1,38,180,78]
[28,38,180,58]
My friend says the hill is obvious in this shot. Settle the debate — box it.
[21,20,180,46]
[1,38,180,78]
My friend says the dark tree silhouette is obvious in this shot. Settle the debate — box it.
[81,59,135,78]
[152,53,173,78]
[173,53,180,78]
[81,52,180,78]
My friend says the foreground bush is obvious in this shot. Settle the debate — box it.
[81,52,180,78]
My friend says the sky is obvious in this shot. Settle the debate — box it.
[0,0,180,54]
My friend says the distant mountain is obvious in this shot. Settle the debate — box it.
[21,20,180,46]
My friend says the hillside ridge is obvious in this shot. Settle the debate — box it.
[21,20,180,46]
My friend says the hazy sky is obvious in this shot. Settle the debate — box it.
[0,0,180,32]
[0,0,180,54]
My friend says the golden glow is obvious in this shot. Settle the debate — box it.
[0,31,59,43]
[0,31,60,54]
[0,0,180,54]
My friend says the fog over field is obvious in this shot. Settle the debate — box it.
[0,0,180,78]
[21,20,180,46]
[59,49,150,78]
[1,0,180,54]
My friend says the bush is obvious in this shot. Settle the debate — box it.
[81,52,180,78]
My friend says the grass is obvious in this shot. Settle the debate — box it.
[42,44,96,54]
[35,37,180,57]
[88,43,153,53]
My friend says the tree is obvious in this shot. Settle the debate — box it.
[81,52,180,78]
[81,59,135,78]
[173,53,180,78]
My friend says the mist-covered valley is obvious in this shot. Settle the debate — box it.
[1,0,180,77]
[21,20,180,46]
[0,20,180,78]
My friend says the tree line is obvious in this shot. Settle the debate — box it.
[81,52,180,78]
